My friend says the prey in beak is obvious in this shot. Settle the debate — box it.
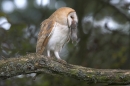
[70,21,78,44]
[67,11,78,45]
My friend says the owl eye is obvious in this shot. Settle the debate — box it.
[71,16,74,19]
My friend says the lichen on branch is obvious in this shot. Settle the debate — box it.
[0,53,130,85]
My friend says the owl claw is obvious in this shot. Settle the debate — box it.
[57,59,67,64]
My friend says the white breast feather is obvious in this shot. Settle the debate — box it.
[47,22,69,52]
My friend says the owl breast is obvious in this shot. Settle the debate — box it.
[47,22,70,52]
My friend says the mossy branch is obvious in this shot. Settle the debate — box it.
[0,53,130,85]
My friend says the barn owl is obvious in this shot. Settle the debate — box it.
[36,7,78,61]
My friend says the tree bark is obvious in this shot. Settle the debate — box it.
[0,53,130,85]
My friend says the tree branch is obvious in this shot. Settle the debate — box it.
[0,53,130,85]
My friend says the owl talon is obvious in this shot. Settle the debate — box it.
[57,59,67,64]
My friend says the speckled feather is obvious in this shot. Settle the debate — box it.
[36,19,55,54]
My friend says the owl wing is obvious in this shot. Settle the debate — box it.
[36,19,56,54]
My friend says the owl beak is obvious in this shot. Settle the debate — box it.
[70,21,78,44]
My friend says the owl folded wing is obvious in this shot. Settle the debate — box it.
[36,19,56,54]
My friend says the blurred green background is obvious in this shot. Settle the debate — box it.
[0,0,129,86]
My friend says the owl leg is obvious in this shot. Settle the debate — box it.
[54,51,61,59]
[54,51,67,64]
[47,50,50,57]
